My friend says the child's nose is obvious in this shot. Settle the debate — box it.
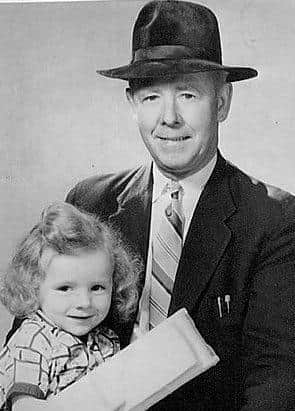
[76,290,91,308]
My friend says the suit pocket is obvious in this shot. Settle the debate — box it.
[196,292,248,351]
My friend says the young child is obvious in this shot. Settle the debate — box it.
[0,202,141,410]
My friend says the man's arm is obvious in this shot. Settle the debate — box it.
[241,205,295,410]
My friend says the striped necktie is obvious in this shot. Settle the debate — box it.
[150,182,185,329]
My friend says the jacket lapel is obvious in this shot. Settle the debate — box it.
[169,155,236,314]
[108,163,153,266]
[107,164,153,347]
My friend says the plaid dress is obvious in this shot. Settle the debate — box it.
[0,311,120,409]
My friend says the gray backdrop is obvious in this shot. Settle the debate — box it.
[0,0,295,344]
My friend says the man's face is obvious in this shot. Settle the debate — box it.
[39,248,113,336]
[127,72,232,179]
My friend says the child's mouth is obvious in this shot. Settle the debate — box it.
[68,315,93,320]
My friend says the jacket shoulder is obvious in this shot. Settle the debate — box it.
[225,160,295,220]
[65,165,147,217]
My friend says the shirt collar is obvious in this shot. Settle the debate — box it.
[152,154,217,202]
[35,309,57,327]
[35,310,102,345]
[152,164,171,203]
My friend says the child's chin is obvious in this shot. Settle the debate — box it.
[66,324,93,337]
[62,316,102,336]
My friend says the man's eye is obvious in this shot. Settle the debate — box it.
[180,93,196,100]
[56,285,71,292]
[142,95,158,103]
[91,284,104,292]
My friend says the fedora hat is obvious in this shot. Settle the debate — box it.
[97,0,257,82]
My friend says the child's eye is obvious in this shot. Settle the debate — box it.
[56,285,71,292]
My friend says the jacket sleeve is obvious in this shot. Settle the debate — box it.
[240,202,295,410]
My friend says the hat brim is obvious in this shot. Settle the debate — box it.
[97,58,257,83]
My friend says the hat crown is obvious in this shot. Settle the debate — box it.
[132,0,222,64]
[97,0,258,82]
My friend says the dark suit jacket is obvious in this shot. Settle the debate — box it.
[8,154,295,410]
[65,153,295,410]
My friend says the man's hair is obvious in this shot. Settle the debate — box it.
[210,70,228,92]
[128,70,228,94]
[0,202,141,323]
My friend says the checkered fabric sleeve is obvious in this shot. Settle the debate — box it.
[0,314,121,410]
[0,320,51,408]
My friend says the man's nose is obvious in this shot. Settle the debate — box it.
[161,97,182,127]
[76,290,91,308]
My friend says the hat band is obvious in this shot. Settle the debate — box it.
[133,45,203,62]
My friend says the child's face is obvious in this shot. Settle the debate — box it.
[39,248,113,337]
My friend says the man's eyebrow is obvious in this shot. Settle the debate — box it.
[137,86,160,93]
[134,80,205,95]
[175,83,203,92]
[137,84,201,92]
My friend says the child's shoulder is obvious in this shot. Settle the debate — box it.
[0,315,55,383]
[5,314,55,356]
[11,313,82,348]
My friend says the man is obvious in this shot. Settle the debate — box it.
[65,1,295,409]
[8,0,295,409]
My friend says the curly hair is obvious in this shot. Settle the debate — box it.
[0,202,142,323]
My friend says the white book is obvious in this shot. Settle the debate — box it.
[48,308,219,411]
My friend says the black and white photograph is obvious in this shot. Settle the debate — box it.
[1,0,295,409]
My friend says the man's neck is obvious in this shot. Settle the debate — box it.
[153,154,217,186]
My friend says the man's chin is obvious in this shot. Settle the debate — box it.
[156,161,200,180]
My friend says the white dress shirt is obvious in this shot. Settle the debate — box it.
[131,155,217,341]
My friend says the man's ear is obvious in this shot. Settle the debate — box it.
[217,82,233,123]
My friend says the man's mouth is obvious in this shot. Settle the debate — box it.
[156,136,190,141]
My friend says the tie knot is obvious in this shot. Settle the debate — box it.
[168,181,182,200]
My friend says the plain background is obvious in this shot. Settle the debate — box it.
[0,0,295,345]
